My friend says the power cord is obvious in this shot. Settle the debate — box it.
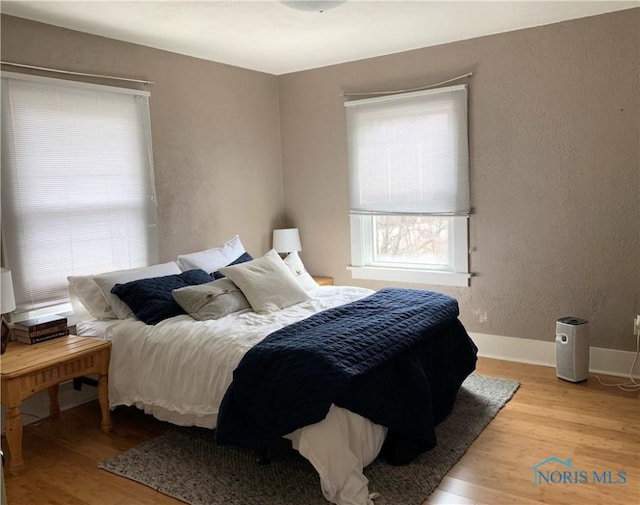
[591,331,640,392]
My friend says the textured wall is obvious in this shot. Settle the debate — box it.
[1,15,285,260]
[278,9,640,351]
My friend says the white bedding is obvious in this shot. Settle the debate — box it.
[76,319,112,339]
[89,286,388,505]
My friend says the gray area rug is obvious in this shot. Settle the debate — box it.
[99,374,519,505]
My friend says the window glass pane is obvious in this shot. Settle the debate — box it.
[372,215,449,267]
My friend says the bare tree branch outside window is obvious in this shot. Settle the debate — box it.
[373,216,449,266]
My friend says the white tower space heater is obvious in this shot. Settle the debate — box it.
[555,317,589,382]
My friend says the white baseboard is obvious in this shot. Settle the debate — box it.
[469,332,640,379]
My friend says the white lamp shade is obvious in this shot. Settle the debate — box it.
[273,228,302,253]
[1,268,16,314]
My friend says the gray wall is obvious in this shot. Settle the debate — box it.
[278,9,640,351]
[2,10,639,351]
[1,15,285,260]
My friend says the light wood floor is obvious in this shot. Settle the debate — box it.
[2,357,639,505]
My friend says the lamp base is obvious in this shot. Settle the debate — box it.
[1,316,11,354]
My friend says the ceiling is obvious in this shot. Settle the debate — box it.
[1,1,637,75]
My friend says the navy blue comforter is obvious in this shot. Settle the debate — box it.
[215,288,477,464]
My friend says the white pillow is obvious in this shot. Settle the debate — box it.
[283,251,318,291]
[219,249,310,314]
[177,235,246,274]
[93,261,182,319]
[68,275,116,320]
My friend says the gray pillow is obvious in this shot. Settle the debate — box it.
[172,279,250,321]
[218,249,311,314]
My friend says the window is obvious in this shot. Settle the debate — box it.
[1,72,158,315]
[345,85,470,286]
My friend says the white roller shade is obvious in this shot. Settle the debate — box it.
[346,85,469,216]
[1,73,158,312]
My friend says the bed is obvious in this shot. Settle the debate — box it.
[71,237,477,505]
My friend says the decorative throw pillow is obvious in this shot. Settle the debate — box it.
[93,262,183,319]
[283,251,319,291]
[111,269,213,325]
[177,235,247,274]
[219,249,311,314]
[173,279,251,321]
[212,252,254,280]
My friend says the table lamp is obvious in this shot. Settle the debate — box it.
[1,268,16,354]
[272,228,302,258]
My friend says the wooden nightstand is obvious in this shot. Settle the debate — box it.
[312,276,334,286]
[0,335,111,475]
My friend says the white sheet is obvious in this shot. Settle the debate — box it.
[102,285,387,505]
[76,319,112,339]
[291,405,386,505]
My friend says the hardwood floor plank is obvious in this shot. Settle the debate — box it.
[437,476,546,505]
[423,488,477,504]
[6,474,89,505]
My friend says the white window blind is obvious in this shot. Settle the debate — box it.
[346,85,469,216]
[1,72,158,312]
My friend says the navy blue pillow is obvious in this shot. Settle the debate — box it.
[111,269,212,325]
[212,252,253,280]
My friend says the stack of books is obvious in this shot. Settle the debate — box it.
[13,315,69,344]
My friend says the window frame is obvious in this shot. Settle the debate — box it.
[345,84,471,287]
[348,214,470,287]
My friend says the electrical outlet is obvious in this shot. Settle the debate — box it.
[634,315,640,337]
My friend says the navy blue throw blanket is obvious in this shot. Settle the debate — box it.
[215,288,477,465]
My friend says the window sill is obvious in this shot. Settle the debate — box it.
[13,303,76,326]
[347,266,471,287]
